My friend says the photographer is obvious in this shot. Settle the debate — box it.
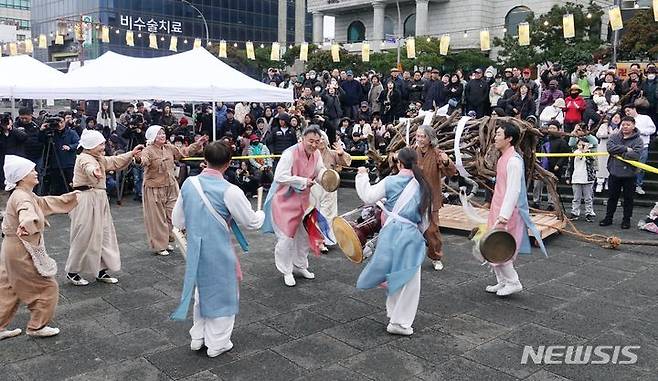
[121,113,147,201]
[15,108,44,164]
[38,116,79,195]
[1,114,28,195]
[570,64,595,99]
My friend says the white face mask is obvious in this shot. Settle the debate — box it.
[648,74,656,80]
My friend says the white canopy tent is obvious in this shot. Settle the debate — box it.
[51,47,293,103]
[0,55,66,99]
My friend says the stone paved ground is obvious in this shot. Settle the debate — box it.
[1,188,657,381]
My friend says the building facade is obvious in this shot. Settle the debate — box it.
[0,0,31,43]
[31,0,311,62]
[308,0,613,51]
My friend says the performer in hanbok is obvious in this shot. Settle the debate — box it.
[486,124,546,296]
[414,125,456,270]
[65,130,144,286]
[171,141,264,358]
[354,148,431,336]
[0,156,79,339]
[136,126,205,256]
[310,129,352,252]
[263,126,328,287]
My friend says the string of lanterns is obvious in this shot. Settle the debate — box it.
[1,4,656,62]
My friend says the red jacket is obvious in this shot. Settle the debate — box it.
[564,95,586,123]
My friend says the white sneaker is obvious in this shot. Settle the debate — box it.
[293,268,315,279]
[156,250,170,256]
[67,273,89,286]
[167,245,174,251]
[284,274,296,287]
[496,282,523,296]
[636,186,646,195]
[0,328,22,340]
[26,326,60,337]
[485,283,505,293]
[386,323,413,336]
[207,341,233,358]
[432,260,444,271]
[595,183,603,193]
[190,339,204,351]
[319,244,329,253]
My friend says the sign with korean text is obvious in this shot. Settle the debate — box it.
[119,15,183,35]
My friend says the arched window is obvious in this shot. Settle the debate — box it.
[347,20,366,43]
[384,16,395,37]
[505,6,533,36]
[404,13,416,37]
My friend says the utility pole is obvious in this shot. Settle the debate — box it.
[612,0,619,64]
[396,1,402,69]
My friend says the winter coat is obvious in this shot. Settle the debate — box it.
[606,130,643,178]
[368,83,384,113]
[39,127,79,168]
[340,79,364,107]
[564,95,586,123]
[464,79,489,108]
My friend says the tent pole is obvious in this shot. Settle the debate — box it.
[212,101,217,142]
[10,96,16,117]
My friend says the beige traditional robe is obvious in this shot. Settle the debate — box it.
[310,148,352,243]
[0,187,77,331]
[140,143,186,251]
[66,151,134,275]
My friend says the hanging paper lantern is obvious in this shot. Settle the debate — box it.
[563,14,575,39]
[653,0,658,22]
[480,30,490,51]
[219,40,227,58]
[331,43,340,62]
[126,30,134,46]
[9,43,17,56]
[361,41,370,62]
[55,34,64,45]
[609,6,623,31]
[271,42,281,61]
[169,36,178,52]
[193,38,201,48]
[246,41,255,60]
[518,22,530,46]
[300,42,308,62]
[149,33,158,49]
[25,38,33,54]
[439,34,450,55]
[406,37,416,59]
[38,34,47,49]
[101,26,110,43]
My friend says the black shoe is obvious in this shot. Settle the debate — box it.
[599,219,613,226]
[621,221,631,229]
[569,213,580,221]
[585,215,594,223]
[531,202,540,209]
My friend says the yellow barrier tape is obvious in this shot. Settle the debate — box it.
[616,156,658,175]
[182,155,371,161]
[535,152,658,174]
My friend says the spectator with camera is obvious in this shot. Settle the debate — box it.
[265,113,297,158]
[121,113,146,201]
[38,116,79,195]
[97,101,117,131]
[136,102,152,126]
[0,114,28,197]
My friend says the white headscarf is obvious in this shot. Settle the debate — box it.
[79,129,106,150]
[4,155,36,191]
[145,125,164,145]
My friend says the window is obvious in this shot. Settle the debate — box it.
[384,16,395,37]
[347,20,365,42]
[505,6,533,37]
[404,13,415,37]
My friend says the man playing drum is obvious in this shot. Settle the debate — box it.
[486,124,546,296]
[262,126,331,287]
[354,148,431,336]
[414,125,456,271]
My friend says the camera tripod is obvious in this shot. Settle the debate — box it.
[117,136,136,205]
[37,135,71,196]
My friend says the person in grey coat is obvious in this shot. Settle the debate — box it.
[599,116,644,229]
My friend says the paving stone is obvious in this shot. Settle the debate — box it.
[462,338,543,379]
[0,365,22,381]
[0,334,43,363]
[523,369,573,381]
[94,305,166,335]
[493,291,567,314]
[367,309,441,333]
[563,295,636,323]
[211,350,306,381]
[294,363,373,381]
[91,328,173,364]
[501,323,586,348]
[323,317,397,351]
[230,322,294,358]
[416,356,518,381]
[264,309,339,339]
[33,318,114,353]
[54,297,120,321]
[467,301,537,329]
[179,370,221,380]
[528,280,593,301]
[11,344,104,381]
[234,300,279,327]
[415,287,479,317]
[544,362,652,381]
[341,345,431,381]
[102,287,169,311]
[434,313,510,345]
[535,310,615,340]
[390,329,476,364]
[146,344,237,379]
[273,332,360,370]
[67,357,172,381]
[558,272,623,291]
[309,297,379,323]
